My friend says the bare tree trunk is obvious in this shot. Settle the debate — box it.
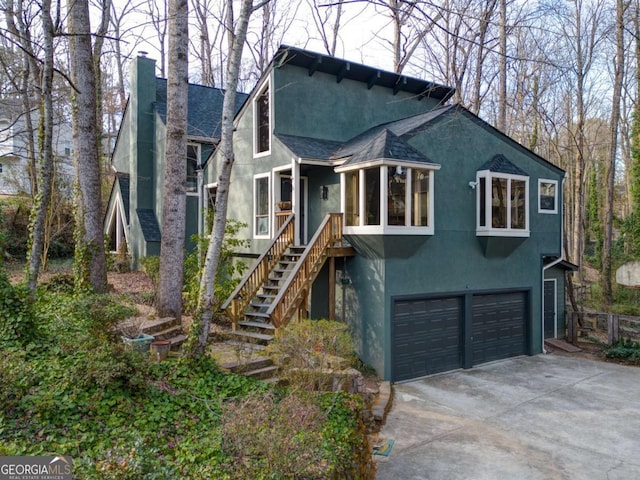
[497,0,507,132]
[157,0,188,319]
[25,0,55,293]
[68,0,107,293]
[190,0,261,356]
[602,0,628,305]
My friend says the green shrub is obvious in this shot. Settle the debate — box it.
[0,272,38,346]
[183,219,249,315]
[604,338,640,361]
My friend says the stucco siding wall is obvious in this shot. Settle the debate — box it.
[273,67,442,141]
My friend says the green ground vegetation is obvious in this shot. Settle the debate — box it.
[0,272,374,478]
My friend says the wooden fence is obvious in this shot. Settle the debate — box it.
[567,311,640,345]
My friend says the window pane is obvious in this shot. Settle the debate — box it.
[539,181,556,211]
[387,166,406,226]
[411,169,429,226]
[255,177,269,235]
[365,168,380,225]
[256,87,270,153]
[345,171,359,226]
[492,177,507,228]
[479,177,486,227]
[511,179,526,229]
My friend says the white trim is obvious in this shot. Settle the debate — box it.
[538,178,558,214]
[186,142,200,195]
[544,278,558,338]
[253,172,271,239]
[335,158,441,173]
[104,190,129,253]
[476,171,530,237]
[253,78,272,158]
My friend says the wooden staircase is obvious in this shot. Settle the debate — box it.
[222,213,352,353]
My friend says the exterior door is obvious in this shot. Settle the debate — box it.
[544,279,557,338]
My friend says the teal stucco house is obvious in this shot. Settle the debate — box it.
[106,46,575,382]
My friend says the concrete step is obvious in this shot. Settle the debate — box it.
[150,325,183,341]
[227,330,273,345]
[245,365,280,380]
[139,317,181,335]
[168,333,187,351]
[223,340,266,351]
[220,356,273,374]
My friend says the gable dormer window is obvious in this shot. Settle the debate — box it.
[476,155,529,237]
[254,82,270,155]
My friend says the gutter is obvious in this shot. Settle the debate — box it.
[541,172,568,354]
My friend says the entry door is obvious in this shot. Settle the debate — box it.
[544,279,557,338]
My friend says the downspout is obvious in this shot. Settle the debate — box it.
[541,173,568,353]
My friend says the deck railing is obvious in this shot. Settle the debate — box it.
[267,213,343,328]
[222,214,295,323]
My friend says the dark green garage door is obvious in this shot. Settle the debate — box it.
[471,292,527,365]
[392,297,462,381]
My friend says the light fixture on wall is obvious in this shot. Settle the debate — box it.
[468,181,478,189]
[320,185,328,200]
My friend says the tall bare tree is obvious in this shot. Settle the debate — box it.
[68,0,108,293]
[190,0,269,356]
[25,0,56,292]
[157,0,189,318]
[307,0,344,56]
[602,0,629,304]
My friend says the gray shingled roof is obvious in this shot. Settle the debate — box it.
[117,173,130,224]
[331,105,453,160]
[155,79,248,141]
[340,129,435,167]
[136,209,161,242]
[276,134,344,160]
[478,154,528,176]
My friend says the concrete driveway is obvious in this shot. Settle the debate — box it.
[375,355,640,480]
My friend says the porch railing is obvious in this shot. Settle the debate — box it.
[267,213,343,329]
[222,214,295,323]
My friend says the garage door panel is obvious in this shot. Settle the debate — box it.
[392,297,462,381]
[472,292,526,365]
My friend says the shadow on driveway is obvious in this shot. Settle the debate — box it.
[375,355,640,480]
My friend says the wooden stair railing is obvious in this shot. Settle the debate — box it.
[222,214,295,323]
[267,213,343,329]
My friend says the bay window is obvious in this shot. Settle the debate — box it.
[341,163,437,235]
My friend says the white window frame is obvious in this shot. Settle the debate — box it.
[538,178,558,214]
[339,163,437,236]
[476,170,530,237]
[253,172,271,239]
[253,79,271,158]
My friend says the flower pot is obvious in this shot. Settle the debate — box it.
[150,339,171,362]
[122,333,154,352]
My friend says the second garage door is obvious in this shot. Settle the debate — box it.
[471,292,527,365]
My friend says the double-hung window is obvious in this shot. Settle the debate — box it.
[254,173,271,238]
[340,163,438,235]
[538,179,557,214]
